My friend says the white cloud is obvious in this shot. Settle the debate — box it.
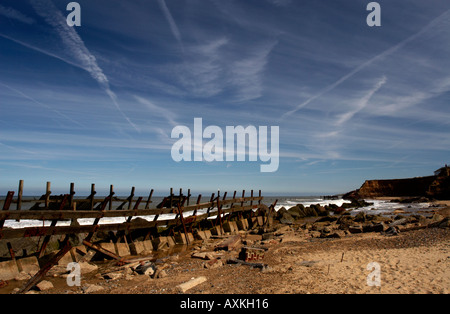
[133,95,178,127]
[28,0,139,132]
[157,0,184,51]
[335,76,387,126]
[0,4,35,24]
[281,8,450,119]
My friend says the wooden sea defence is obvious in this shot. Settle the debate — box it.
[0,181,277,292]
[0,181,272,260]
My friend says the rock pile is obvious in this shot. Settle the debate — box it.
[275,204,450,239]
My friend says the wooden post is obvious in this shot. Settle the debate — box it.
[45,182,51,209]
[177,198,190,245]
[90,184,96,210]
[192,194,202,216]
[263,199,278,228]
[145,189,154,209]
[109,185,114,211]
[69,183,75,209]
[127,187,135,210]
[250,190,254,206]
[39,194,69,258]
[170,188,173,209]
[17,180,24,211]
[216,190,223,230]
[0,191,14,230]
[187,189,191,206]
[258,190,262,205]
[206,193,215,217]
[126,197,142,223]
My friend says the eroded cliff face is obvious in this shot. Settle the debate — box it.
[356,176,436,198]
[346,168,450,200]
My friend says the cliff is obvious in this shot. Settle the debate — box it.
[345,166,450,200]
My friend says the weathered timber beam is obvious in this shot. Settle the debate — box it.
[0,197,264,221]
[0,203,262,239]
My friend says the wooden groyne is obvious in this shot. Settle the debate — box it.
[0,181,277,293]
[0,181,274,256]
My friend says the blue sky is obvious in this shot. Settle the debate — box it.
[0,0,449,196]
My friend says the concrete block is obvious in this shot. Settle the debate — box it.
[194,230,212,241]
[203,230,212,239]
[236,219,249,230]
[174,233,194,245]
[57,250,75,266]
[102,242,116,254]
[167,236,176,247]
[17,256,40,275]
[115,243,130,257]
[152,237,169,251]
[210,225,223,236]
[248,217,258,228]
[257,216,265,226]
[133,241,146,255]
[142,240,153,252]
[0,260,19,281]
[176,276,207,293]
[223,221,238,233]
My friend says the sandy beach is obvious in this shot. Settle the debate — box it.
[2,206,448,295]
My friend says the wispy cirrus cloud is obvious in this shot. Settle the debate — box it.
[6,0,140,132]
[0,4,35,24]
[157,0,184,51]
[281,8,450,119]
[335,76,387,126]
[0,81,86,128]
[133,95,178,127]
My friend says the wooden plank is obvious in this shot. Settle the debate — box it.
[214,235,241,251]
[82,240,125,263]
[0,203,262,239]
[0,197,263,222]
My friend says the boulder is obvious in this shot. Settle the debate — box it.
[438,217,450,228]
[363,222,388,233]
[348,225,363,234]
[279,212,295,225]
[36,280,54,291]
[134,262,156,276]
[83,284,104,294]
[287,205,305,219]
[304,206,318,217]
[354,212,367,222]
[326,230,346,238]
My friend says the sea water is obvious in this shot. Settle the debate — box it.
[1,196,431,229]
